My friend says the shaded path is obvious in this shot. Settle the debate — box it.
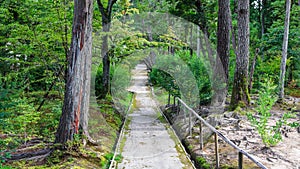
[117,64,194,169]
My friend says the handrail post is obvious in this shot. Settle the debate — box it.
[199,122,203,150]
[183,106,187,123]
[238,152,243,169]
[173,95,176,112]
[168,92,170,105]
[173,95,176,107]
[215,133,219,168]
[189,110,192,136]
[177,99,180,115]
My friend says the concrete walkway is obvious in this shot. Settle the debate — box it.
[117,64,194,169]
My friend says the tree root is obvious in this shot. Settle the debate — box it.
[4,148,53,162]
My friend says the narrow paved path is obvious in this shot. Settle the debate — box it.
[117,64,194,169]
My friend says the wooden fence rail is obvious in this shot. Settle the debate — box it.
[175,97,268,169]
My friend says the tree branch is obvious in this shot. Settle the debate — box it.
[97,0,108,23]
[107,0,117,18]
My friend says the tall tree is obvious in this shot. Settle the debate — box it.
[278,0,291,101]
[55,0,93,145]
[212,0,230,105]
[97,0,117,98]
[230,0,250,109]
[217,0,230,82]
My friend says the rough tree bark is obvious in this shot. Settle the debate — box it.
[278,0,291,101]
[230,0,250,109]
[55,0,93,145]
[217,0,230,83]
[212,0,230,106]
[97,0,117,98]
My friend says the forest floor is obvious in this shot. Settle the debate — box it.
[200,96,300,169]
[1,96,125,169]
[155,88,300,169]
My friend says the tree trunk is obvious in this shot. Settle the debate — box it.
[55,0,93,145]
[147,13,153,41]
[217,0,230,82]
[212,0,230,106]
[184,23,188,43]
[230,0,250,109]
[261,0,266,38]
[248,48,259,93]
[190,24,193,53]
[196,26,200,57]
[278,0,291,101]
[196,26,206,58]
[101,24,110,98]
[97,0,117,98]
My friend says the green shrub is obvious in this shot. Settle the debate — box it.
[195,156,210,169]
[149,50,212,105]
[247,78,299,147]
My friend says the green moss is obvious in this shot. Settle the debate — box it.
[118,94,136,156]
[187,145,193,150]
[195,157,210,169]
[156,113,166,123]
[163,116,193,169]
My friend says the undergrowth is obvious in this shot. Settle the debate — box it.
[247,78,299,147]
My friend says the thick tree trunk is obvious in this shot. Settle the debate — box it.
[212,0,230,106]
[279,0,291,101]
[55,0,93,145]
[217,0,230,82]
[101,24,110,98]
[230,0,250,109]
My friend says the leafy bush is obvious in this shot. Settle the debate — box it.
[149,50,212,105]
[247,78,299,147]
[0,74,62,152]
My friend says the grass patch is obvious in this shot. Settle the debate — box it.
[195,157,210,169]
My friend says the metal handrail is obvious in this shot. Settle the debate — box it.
[176,97,268,169]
